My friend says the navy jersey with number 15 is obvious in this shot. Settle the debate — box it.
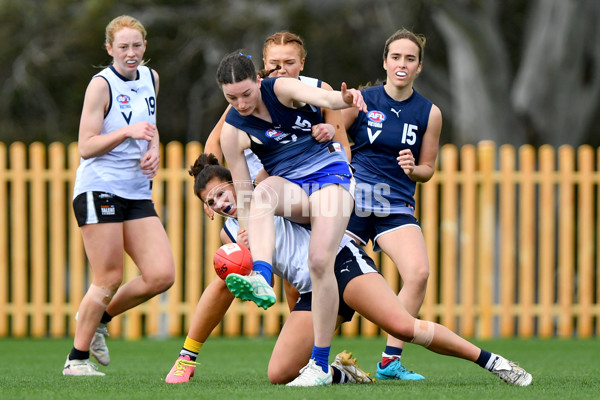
[347,84,432,213]
[225,77,348,179]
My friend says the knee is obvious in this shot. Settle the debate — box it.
[96,273,123,293]
[388,321,414,342]
[307,253,332,279]
[146,267,175,294]
[252,184,277,207]
[403,263,429,289]
[268,363,294,385]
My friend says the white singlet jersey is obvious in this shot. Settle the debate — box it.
[244,149,263,180]
[73,65,157,200]
[224,217,352,294]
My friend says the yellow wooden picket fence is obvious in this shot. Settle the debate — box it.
[0,141,598,339]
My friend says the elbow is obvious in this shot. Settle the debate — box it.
[79,150,91,160]
[78,144,93,160]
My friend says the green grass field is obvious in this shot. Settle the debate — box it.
[0,336,597,399]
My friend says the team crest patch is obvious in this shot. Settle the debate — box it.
[367,110,386,123]
[117,94,131,104]
[266,129,283,138]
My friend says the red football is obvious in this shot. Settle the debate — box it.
[213,243,253,280]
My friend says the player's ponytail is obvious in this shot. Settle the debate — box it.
[189,153,232,199]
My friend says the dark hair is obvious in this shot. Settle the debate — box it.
[188,153,232,200]
[383,28,426,63]
[216,50,257,86]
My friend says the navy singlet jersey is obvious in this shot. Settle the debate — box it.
[347,84,432,213]
[225,77,348,179]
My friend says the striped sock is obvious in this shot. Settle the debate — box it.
[331,365,346,384]
[180,336,203,361]
[381,346,403,368]
[476,350,501,370]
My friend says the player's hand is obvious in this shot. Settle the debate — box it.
[236,229,249,248]
[312,123,335,142]
[341,82,368,113]
[140,145,159,178]
[203,202,215,220]
[129,121,157,141]
[397,149,415,176]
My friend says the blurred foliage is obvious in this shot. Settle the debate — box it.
[0,0,598,147]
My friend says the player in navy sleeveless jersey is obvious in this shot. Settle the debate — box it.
[342,29,442,381]
[217,51,366,386]
[63,15,174,377]
[167,32,352,385]
[203,32,351,218]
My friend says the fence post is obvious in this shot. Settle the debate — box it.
[577,145,594,337]
[10,142,28,337]
[477,141,495,339]
[499,144,516,337]
[440,144,458,332]
[538,145,556,337]
[518,145,536,337]
[558,145,575,337]
[49,142,67,337]
[0,143,7,336]
[30,142,47,337]
[460,144,477,337]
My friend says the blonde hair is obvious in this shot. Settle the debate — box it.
[263,31,307,60]
[105,15,147,47]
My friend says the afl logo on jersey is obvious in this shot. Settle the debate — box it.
[117,94,131,104]
[266,129,283,138]
[367,110,386,123]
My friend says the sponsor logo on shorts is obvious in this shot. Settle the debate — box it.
[100,205,116,216]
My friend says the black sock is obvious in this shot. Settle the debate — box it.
[100,311,113,324]
[331,365,346,384]
[69,347,90,360]
[475,349,492,368]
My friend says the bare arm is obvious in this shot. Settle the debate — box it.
[320,81,351,160]
[273,77,367,112]
[140,70,161,179]
[204,105,233,162]
[221,122,253,231]
[77,76,157,160]
[341,106,360,131]
[397,104,442,182]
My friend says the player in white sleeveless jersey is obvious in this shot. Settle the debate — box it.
[63,15,174,377]
[165,154,533,388]
[342,29,442,381]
